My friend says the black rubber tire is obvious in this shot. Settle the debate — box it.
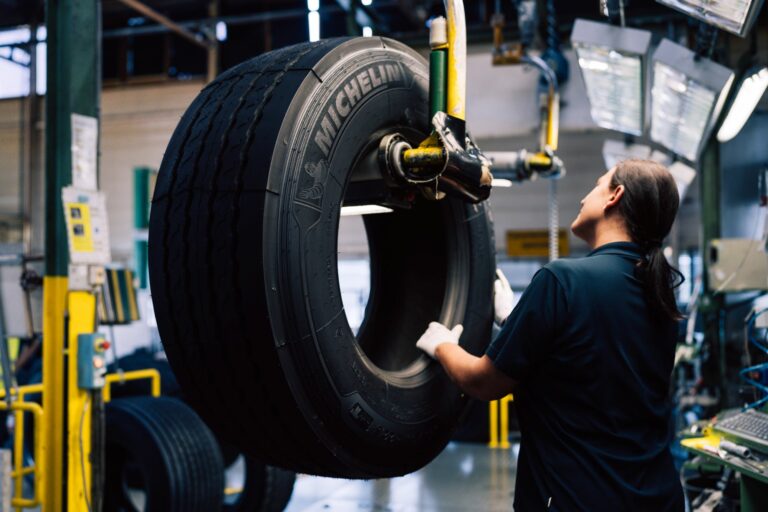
[104,396,225,512]
[148,37,495,478]
[224,456,296,512]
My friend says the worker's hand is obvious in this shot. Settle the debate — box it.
[494,268,514,325]
[416,322,464,359]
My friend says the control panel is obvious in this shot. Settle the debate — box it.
[77,333,110,390]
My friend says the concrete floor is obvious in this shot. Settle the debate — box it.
[15,442,518,511]
[284,442,519,512]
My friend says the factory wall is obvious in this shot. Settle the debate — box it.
[466,46,597,138]
[720,111,768,239]
[99,81,204,259]
[0,99,22,216]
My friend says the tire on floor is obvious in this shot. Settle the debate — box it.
[104,396,224,511]
[148,36,495,478]
[223,451,296,512]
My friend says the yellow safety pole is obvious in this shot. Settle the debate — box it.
[67,292,96,511]
[13,405,24,511]
[499,395,513,449]
[488,394,514,449]
[488,399,499,448]
[42,279,67,511]
[546,90,560,151]
[443,0,467,121]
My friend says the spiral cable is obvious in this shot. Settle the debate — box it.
[546,0,558,51]
[740,308,768,410]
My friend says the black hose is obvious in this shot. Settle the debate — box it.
[541,0,569,88]
[546,0,558,51]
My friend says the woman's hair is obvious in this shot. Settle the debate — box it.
[610,159,684,322]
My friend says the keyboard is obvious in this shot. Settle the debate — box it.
[714,409,768,453]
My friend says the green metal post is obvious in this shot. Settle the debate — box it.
[698,139,726,403]
[429,48,448,122]
[43,0,100,508]
[45,0,101,276]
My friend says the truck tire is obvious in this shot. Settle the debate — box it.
[148,36,495,478]
[224,454,296,512]
[104,396,224,512]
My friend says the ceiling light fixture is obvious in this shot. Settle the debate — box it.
[717,66,768,142]
[340,205,393,217]
[656,0,766,37]
[650,39,734,162]
[571,19,651,136]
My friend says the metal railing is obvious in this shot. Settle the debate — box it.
[0,368,161,509]
[0,383,45,510]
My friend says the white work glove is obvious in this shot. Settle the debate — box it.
[494,268,514,325]
[416,322,464,359]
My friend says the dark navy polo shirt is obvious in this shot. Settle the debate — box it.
[487,242,684,512]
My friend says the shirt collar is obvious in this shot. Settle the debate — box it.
[587,241,644,258]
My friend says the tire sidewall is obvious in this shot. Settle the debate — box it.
[263,38,495,474]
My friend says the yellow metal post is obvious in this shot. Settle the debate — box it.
[488,394,514,449]
[443,0,466,120]
[42,277,67,511]
[488,399,499,448]
[499,395,513,449]
[67,291,96,511]
[546,90,560,151]
[13,403,24,510]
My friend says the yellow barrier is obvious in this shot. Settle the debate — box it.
[0,369,161,510]
[488,394,513,449]
[103,368,161,403]
[0,390,46,510]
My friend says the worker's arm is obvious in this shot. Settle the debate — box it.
[415,322,516,401]
[435,343,516,401]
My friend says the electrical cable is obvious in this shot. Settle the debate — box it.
[739,307,768,410]
[79,393,93,512]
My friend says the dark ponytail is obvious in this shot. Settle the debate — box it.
[610,160,684,322]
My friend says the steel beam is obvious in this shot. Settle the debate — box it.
[698,139,726,404]
[115,0,210,48]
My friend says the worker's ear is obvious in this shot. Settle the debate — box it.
[604,184,624,212]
